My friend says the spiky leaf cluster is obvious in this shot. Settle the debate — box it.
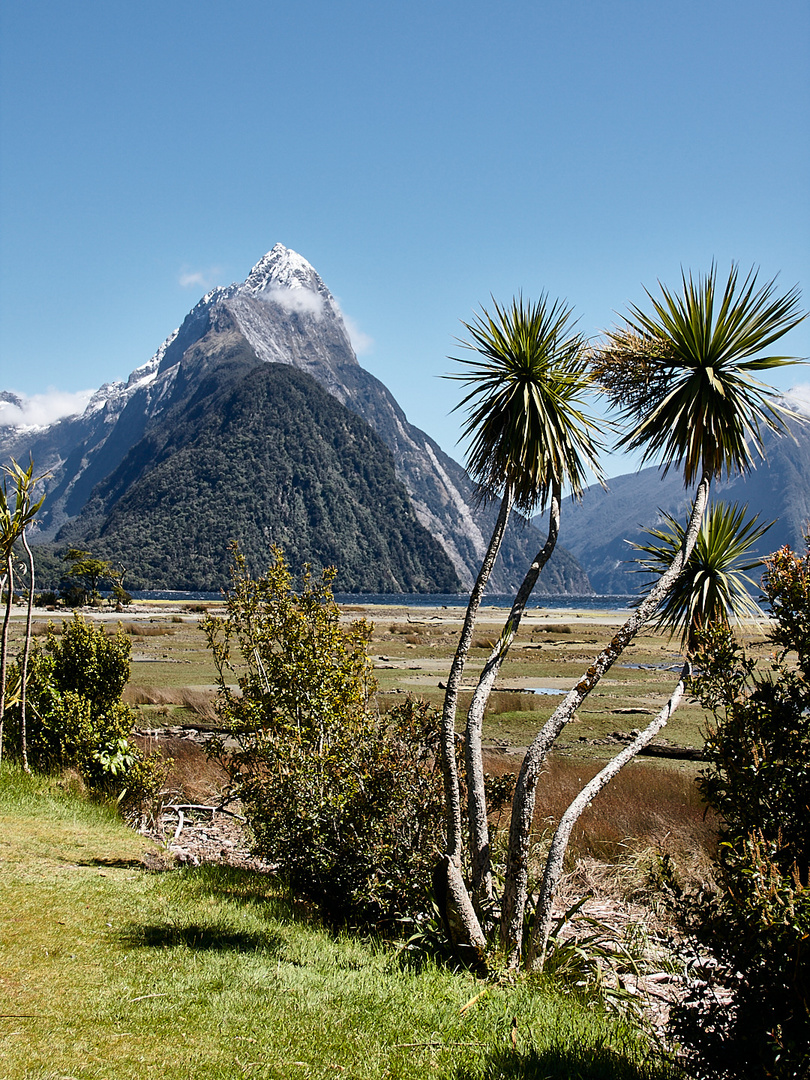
[594,265,805,485]
[633,501,771,650]
[448,295,604,511]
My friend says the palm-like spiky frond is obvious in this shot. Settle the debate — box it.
[593,265,806,485]
[633,501,772,651]
[447,295,604,512]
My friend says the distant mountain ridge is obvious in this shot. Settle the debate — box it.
[555,409,810,594]
[1,245,590,594]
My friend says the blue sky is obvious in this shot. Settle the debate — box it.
[1,0,808,478]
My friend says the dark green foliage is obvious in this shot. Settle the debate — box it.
[18,542,73,594]
[671,539,810,1078]
[6,614,168,807]
[596,265,804,485]
[60,363,461,593]
[205,547,445,929]
[632,501,769,651]
[48,613,130,710]
[62,547,113,604]
[448,294,603,510]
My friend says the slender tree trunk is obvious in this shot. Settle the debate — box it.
[466,484,562,904]
[20,528,35,773]
[0,557,15,765]
[527,660,690,969]
[500,472,711,966]
[441,491,514,859]
[433,855,489,974]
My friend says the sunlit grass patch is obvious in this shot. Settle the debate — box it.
[1,766,678,1080]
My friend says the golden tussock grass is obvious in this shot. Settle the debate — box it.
[483,750,716,887]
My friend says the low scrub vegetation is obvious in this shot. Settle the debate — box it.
[123,683,219,725]
[668,541,810,1079]
[484,752,716,877]
[4,613,169,816]
[116,621,179,637]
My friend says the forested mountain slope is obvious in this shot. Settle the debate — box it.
[58,359,461,592]
[2,245,590,593]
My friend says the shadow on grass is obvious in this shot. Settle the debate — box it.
[119,863,300,954]
[171,862,295,914]
[453,1044,678,1080]
[78,856,147,868]
[122,922,286,953]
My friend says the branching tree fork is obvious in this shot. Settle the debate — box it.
[499,264,805,966]
[438,294,604,948]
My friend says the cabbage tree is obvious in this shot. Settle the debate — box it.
[528,501,772,968]
[501,264,805,965]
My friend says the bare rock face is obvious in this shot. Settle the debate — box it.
[1,245,590,595]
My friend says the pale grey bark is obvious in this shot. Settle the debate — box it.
[20,528,35,773]
[527,660,690,969]
[0,557,15,765]
[466,485,562,903]
[441,491,513,859]
[435,854,489,973]
[500,472,711,966]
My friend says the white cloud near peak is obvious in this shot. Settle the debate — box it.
[179,265,222,290]
[0,388,95,428]
[262,285,326,318]
[784,383,810,417]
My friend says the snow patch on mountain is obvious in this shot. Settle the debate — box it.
[244,244,324,295]
[0,246,358,438]
[84,331,178,420]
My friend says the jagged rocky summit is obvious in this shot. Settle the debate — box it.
[1,245,591,594]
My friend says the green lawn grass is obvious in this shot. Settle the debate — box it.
[0,767,680,1080]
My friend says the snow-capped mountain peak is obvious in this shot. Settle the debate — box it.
[243,244,326,297]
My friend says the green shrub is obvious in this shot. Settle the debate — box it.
[205,545,445,930]
[48,612,131,709]
[6,614,169,816]
[670,540,810,1079]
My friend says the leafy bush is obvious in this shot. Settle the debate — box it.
[670,540,810,1079]
[6,614,168,815]
[204,545,445,930]
[48,613,131,709]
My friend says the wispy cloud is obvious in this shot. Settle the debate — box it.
[179,265,222,290]
[0,388,94,428]
[341,312,374,355]
[259,281,374,355]
[784,383,810,417]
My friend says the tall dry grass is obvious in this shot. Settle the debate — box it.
[123,685,219,724]
[484,751,716,888]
